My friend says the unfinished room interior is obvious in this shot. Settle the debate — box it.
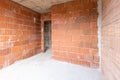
[0,0,119,80]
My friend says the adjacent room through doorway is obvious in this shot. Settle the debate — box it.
[44,21,51,51]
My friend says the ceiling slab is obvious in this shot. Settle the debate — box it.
[12,0,73,13]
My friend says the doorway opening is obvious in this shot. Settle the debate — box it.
[44,21,51,51]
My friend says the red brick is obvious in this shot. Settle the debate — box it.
[0,0,41,69]
[0,36,9,42]
[0,56,5,64]
[52,0,98,68]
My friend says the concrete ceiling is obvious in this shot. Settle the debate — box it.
[12,0,73,13]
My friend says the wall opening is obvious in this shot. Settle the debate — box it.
[44,21,51,51]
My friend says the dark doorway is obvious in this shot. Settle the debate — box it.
[44,21,51,50]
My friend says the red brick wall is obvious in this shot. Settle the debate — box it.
[51,0,99,68]
[0,0,41,68]
[102,0,120,80]
[41,12,51,52]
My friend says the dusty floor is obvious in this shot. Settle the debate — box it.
[0,49,104,80]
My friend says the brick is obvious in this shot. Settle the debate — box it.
[90,62,99,68]
[79,48,90,54]
[0,64,3,69]
[51,0,98,68]
[0,36,9,42]
[0,48,11,56]
[4,29,15,35]
[0,56,5,64]
[0,29,5,35]
[90,49,98,55]
[0,0,41,69]
[93,55,99,62]
[9,36,19,41]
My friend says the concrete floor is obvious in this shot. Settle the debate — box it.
[0,49,104,80]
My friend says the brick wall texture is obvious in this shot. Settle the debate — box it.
[102,0,120,80]
[51,0,99,68]
[0,0,41,68]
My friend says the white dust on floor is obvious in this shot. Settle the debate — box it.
[0,49,104,80]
